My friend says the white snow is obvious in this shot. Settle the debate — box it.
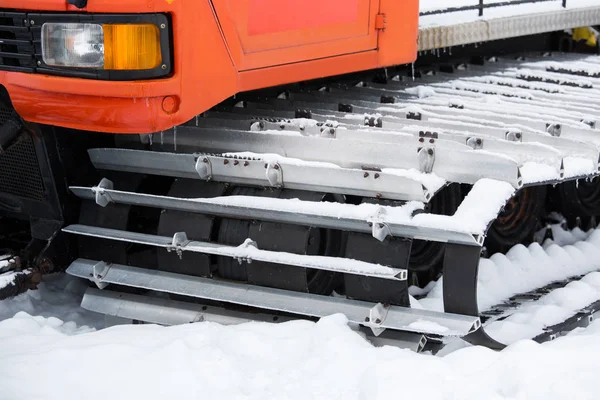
[4,273,600,400]
[0,271,19,289]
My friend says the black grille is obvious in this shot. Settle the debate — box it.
[0,103,16,124]
[0,11,36,73]
[0,127,45,201]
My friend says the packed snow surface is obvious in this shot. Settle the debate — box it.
[2,225,600,399]
[3,277,600,400]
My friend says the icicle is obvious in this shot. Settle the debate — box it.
[411,63,415,81]
[160,131,164,146]
[173,126,177,151]
[148,134,153,146]
[195,115,199,127]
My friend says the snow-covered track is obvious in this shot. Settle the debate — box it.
[63,52,600,350]
[67,259,480,339]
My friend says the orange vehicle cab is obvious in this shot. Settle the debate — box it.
[0,0,419,134]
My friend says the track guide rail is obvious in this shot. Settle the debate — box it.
[66,259,482,338]
[82,288,430,353]
[88,148,434,202]
[63,225,407,281]
[69,183,487,246]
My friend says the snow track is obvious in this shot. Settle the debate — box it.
[56,52,600,350]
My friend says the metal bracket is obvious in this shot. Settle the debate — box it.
[195,156,213,180]
[418,147,436,173]
[546,123,562,137]
[266,162,283,187]
[581,119,596,129]
[168,232,190,259]
[93,178,114,207]
[366,303,389,336]
[369,207,391,242]
[91,261,111,289]
[237,239,258,264]
[364,115,383,128]
[466,137,483,149]
[505,130,523,142]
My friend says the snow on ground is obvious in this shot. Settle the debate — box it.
[3,294,600,400]
[2,226,600,399]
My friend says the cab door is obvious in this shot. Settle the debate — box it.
[211,0,379,71]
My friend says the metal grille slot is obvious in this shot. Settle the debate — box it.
[0,12,35,73]
[0,131,45,201]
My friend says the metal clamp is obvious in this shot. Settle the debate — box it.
[195,156,213,180]
[365,303,389,336]
[93,178,114,208]
[91,261,111,289]
[466,137,483,149]
[237,239,258,264]
[168,232,190,259]
[369,207,392,242]
[418,147,436,173]
[546,123,562,137]
[266,162,283,187]
[505,130,523,142]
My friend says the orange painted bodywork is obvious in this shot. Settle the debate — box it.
[0,0,419,134]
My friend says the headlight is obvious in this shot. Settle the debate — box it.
[42,23,162,70]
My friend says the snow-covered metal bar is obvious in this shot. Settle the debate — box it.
[157,127,523,187]
[68,183,488,246]
[62,225,408,281]
[81,288,430,352]
[87,148,434,202]
[67,259,482,337]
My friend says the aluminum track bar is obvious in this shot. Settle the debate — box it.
[415,81,600,119]
[328,85,600,139]
[62,224,407,281]
[413,84,600,123]
[87,148,434,202]
[67,259,482,338]
[155,126,523,188]
[332,77,599,124]
[418,6,600,51]
[285,86,600,146]
[69,184,485,246]
[223,96,600,166]
[395,101,600,145]
[186,113,567,179]
[81,288,429,353]
[243,117,568,179]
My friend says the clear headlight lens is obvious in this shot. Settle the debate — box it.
[42,23,104,68]
[41,23,162,70]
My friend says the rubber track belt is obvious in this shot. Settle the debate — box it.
[442,244,507,349]
[443,244,600,349]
